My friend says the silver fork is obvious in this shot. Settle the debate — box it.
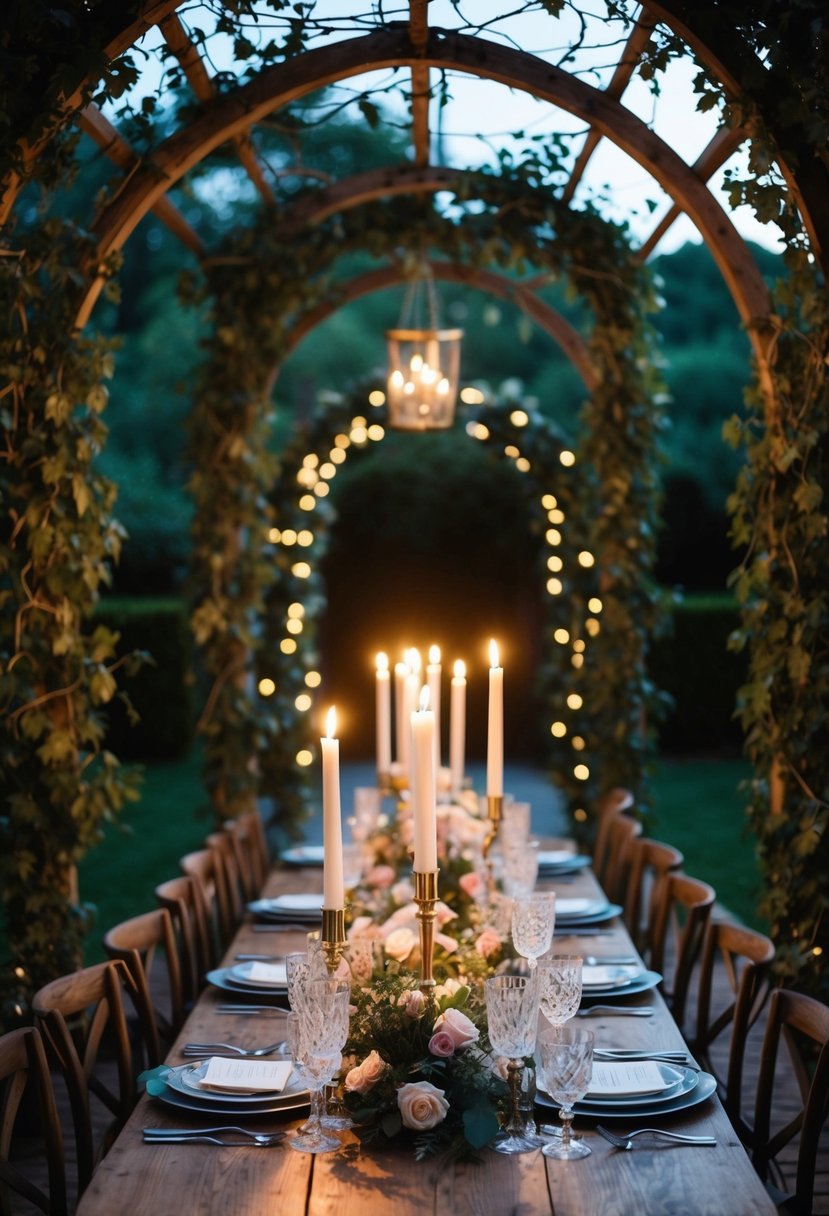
[596,1125,716,1150]
[216,1005,286,1017]
[143,1132,283,1147]
[576,1005,654,1018]
[144,1126,283,1143]
[181,1040,287,1057]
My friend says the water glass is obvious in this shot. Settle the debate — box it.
[511,892,556,970]
[536,1025,594,1160]
[501,801,532,847]
[538,955,583,1026]
[501,838,540,898]
[484,974,542,1154]
[288,978,350,1154]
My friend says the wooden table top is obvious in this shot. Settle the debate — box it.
[77,852,776,1216]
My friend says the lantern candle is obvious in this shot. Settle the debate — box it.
[375,652,392,776]
[411,686,437,872]
[321,707,344,908]
[449,659,466,798]
[427,644,442,771]
[486,639,503,798]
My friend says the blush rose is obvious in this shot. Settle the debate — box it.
[396,1080,450,1131]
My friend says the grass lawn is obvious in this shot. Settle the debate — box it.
[72,748,766,965]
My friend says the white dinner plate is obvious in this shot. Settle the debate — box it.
[248,895,322,923]
[584,1061,687,1102]
[229,961,288,987]
[205,968,289,999]
[581,965,639,990]
[554,903,623,928]
[279,845,325,866]
[169,1061,300,1105]
[537,1069,714,1120]
[153,1080,309,1118]
[578,969,662,1000]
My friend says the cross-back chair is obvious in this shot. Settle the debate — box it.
[623,837,685,951]
[591,786,635,889]
[223,808,269,901]
[0,1025,66,1216]
[179,844,237,954]
[601,813,643,908]
[204,831,245,928]
[154,874,214,1003]
[647,871,716,1032]
[103,906,185,1049]
[689,919,775,1141]
[32,959,156,1200]
[751,987,829,1215]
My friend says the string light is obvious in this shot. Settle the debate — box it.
[573,763,590,780]
[295,693,312,711]
[297,529,314,547]
[460,387,485,405]
[567,693,583,709]
[546,529,561,546]
[510,409,529,426]
[280,638,297,654]
[299,494,316,511]
[588,597,603,613]
[268,527,280,542]
[515,457,531,472]
[560,450,576,466]
[547,555,563,572]
[305,671,322,687]
[554,628,570,644]
[551,721,567,737]
[504,444,519,458]
[546,578,563,595]
[330,448,346,464]
[369,390,385,406]
[314,482,330,497]
[288,603,304,619]
[578,550,595,568]
[296,749,313,766]
[291,561,311,578]
[286,619,303,634]
[258,677,275,696]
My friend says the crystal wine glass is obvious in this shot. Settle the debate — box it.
[288,978,350,1154]
[536,1025,594,1160]
[511,891,556,971]
[286,948,351,1129]
[537,955,583,1027]
[501,838,540,899]
[484,974,542,1154]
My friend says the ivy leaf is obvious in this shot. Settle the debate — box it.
[380,1110,402,1138]
[37,730,75,766]
[463,1103,500,1148]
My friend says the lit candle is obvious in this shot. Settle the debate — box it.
[394,659,409,770]
[375,652,392,775]
[450,659,466,798]
[487,639,503,798]
[427,644,442,770]
[411,686,437,872]
[321,707,344,908]
[403,649,421,775]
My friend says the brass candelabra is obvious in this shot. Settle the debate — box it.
[413,869,439,993]
[320,906,348,974]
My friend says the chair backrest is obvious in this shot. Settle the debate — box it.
[154,874,213,1002]
[591,787,635,887]
[32,959,154,1199]
[648,871,716,1031]
[223,809,268,900]
[103,907,185,1047]
[602,814,643,907]
[752,987,829,1215]
[0,1025,66,1216]
[623,837,684,950]
[691,919,775,1140]
[180,845,236,952]
[204,831,245,928]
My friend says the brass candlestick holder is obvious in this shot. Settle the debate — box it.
[481,795,504,861]
[413,869,439,993]
[321,906,348,975]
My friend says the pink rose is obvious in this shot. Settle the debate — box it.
[435,931,458,955]
[428,1030,456,1058]
[397,1081,450,1131]
[435,901,458,928]
[433,1007,479,1050]
[398,988,426,1018]
[344,1049,387,1094]
[384,927,417,962]
[365,864,396,889]
[475,927,502,960]
[459,871,485,901]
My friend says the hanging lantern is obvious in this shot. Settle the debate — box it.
[386,262,463,431]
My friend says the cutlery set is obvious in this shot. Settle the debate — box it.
[576,1005,655,1018]
[215,1004,286,1017]
[596,1125,716,1150]
[181,1040,288,1058]
[594,1048,700,1070]
[143,1126,284,1148]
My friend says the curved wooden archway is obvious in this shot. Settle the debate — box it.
[75,27,773,393]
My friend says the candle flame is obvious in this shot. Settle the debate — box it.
[429,644,441,664]
[407,647,422,674]
[489,639,500,668]
[454,659,466,679]
[418,685,430,712]
[325,706,337,739]
[376,651,388,672]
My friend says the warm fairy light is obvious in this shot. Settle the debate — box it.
[303,453,319,468]
[548,509,565,524]
[489,639,500,668]
[571,654,584,669]
[586,618,601,637]
[280,638,297,654]
[305,670,322,687]
[418,685,430,712]
[297,467,318,488]
[554,628,570,644]
[546,578,563,595]
[574,764,590,780]
[578,550,595,568]
[516,457,531,473]
[560,450,576,467]
[504,444,519,458]
[454,659,465,679]
[299,494,316,511]
[460,386,485,405]
[325,706,337,739]
[369,390,386,406]
[286,619,303,635]
[350,426,368,443]
[551,721,567,737]
[330,448,346,464]
[368,424,385,441]
[296,749,313,766]
[542,494,557,509]
[334,433,350,448]
[314,482,330,497]
[258,677,276,696]
[281,528,297,545]
[268,527,280,542]
[510,409,529,426]
[295,693,312,711]
[319,462,336,479]
[588,597,603,613]
[814,946,824,957]
[572,736,586,751]
[377,652,389,673]
[574,807,587,823]
[288,602,304,618]
[429,645,440,664]
[573,638,585,653]
[351,416,367,428]
[291,562,311,578]
[566,693,583,709]
[546,529,561,546]
[466,421,489,440]
[296,530,313,547]
[547,555,563,572]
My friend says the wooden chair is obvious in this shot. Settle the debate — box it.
[223,808,269,900]
[32,959,156,1200]
[180,845,237,953]
[154,874,214,1003]
[647,871,716,1031]
[690,919,775,1141]
[205,831,246,927]
[623,837,684,951]
[0,1025,66,1216]
[751,987,829,1214]
[103,907,185,1048]
[591,787,635,887]
[602,813,643,908]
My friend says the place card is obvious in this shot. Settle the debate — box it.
[246,962,288,986]
[199,1057,293,1094]
[586,1060,671,1097]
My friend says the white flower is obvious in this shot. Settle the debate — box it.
[344,1049,388,1094]
[384,926,417,962]
[433,1006,479,1049]
[397,1080,450,1131]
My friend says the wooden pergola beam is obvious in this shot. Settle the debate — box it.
[78,104,205,257]
[561,13,657,206]
[636,124,744,260]
[409,1,430,168]
[159,11,276,206]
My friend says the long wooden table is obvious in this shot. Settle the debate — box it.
[77,858,776,1216]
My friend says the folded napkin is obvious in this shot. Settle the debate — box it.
[244,962,288,986]
[586,1060,671,1098]
[555,898,595,916]
[582,964,639,987]
[199,1057,293,1094]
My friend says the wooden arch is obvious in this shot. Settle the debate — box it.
[75,26,773,390]
[274,260,598,392]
